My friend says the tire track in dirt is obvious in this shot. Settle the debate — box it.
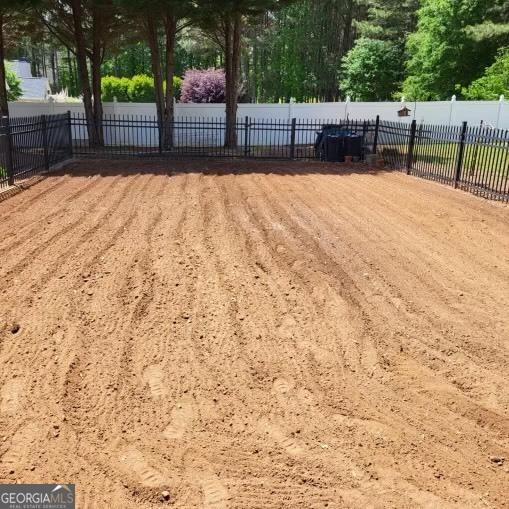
[1,162,507,508]
[199,175,377,507]
[277,172,509,415]
[0,175,124,282]
[222,174,380,471]
[214,174,354,422]
[3,175,70,214]
[0,176,152,445]
[0,175,103,254]
[233,174,369,382]
[252,171,509,504]
[57,174,201,502]
[232,172,504,506]
[60,175,157,430]
[52,175,169,505]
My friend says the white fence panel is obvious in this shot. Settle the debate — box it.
[8,99,509,141]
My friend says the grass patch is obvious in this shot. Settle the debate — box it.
[381,142,508,177]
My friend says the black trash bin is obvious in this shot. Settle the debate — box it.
[315,125,364,161]
[345,134,362,159]
[324,135,346,162]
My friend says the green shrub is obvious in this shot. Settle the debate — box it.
[128,74,156,102]
[0,166,7,180]
[101,76,130,102]
[6,66,22,101]
[101,74,183,103]
[168,76,182,101]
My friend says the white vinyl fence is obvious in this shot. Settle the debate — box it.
[8,97,509,129]
[7,98,508,149]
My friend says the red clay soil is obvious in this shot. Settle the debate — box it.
[0,159,508,508]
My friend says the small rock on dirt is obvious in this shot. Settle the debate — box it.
[161,490,170,501]
[10,324,20,334]
[489,456,505,465]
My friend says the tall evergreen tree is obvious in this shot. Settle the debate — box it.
[0,1,40,116]
[40,0,122,145]
[116,0,195,148]
[340,0,417,100]
[197,0,294,147]
[245,0,363,102]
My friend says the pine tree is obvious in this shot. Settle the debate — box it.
[0,1,40,116]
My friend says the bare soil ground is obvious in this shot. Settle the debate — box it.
[0,159,508,508]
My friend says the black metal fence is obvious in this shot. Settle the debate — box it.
[70,113,375,160]
[0,113,71,190]
[0,112,507,203]
[377,119,509,202]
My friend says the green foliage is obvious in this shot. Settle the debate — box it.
[101,42,153,77]
[7,0,509,105]
[170,76,183,100]
[6,69,22,101]
[357,0,419,41]
[402,0,502,100]
[464,47,509,99]
[101,74,182,102]
[340,38,403,101]
[246,0,359,102]
[101,75,131,101]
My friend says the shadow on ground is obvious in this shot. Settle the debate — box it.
[54,157,394,178]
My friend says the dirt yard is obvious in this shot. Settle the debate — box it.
[0,159,508,508]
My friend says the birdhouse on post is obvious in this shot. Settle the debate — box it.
[398,106,411,117]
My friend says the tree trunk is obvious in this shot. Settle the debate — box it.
[91,5,104,145]
[51,49,57,92]
[146,13,165,150]
[66,47,74,95]
[0,14,9,118]
[224,13,241,149]
[70,0,99,147]
[162,14,177,149]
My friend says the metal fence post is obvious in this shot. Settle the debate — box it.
[158,115,163,154]
[289,118,296,159]
[2,116,15,186]
[454,121,468,188]
[244,116,249,157]
[41,115,50,171]
[67,110,73,157]
[406,119,417,174]
[373,115,380,154]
